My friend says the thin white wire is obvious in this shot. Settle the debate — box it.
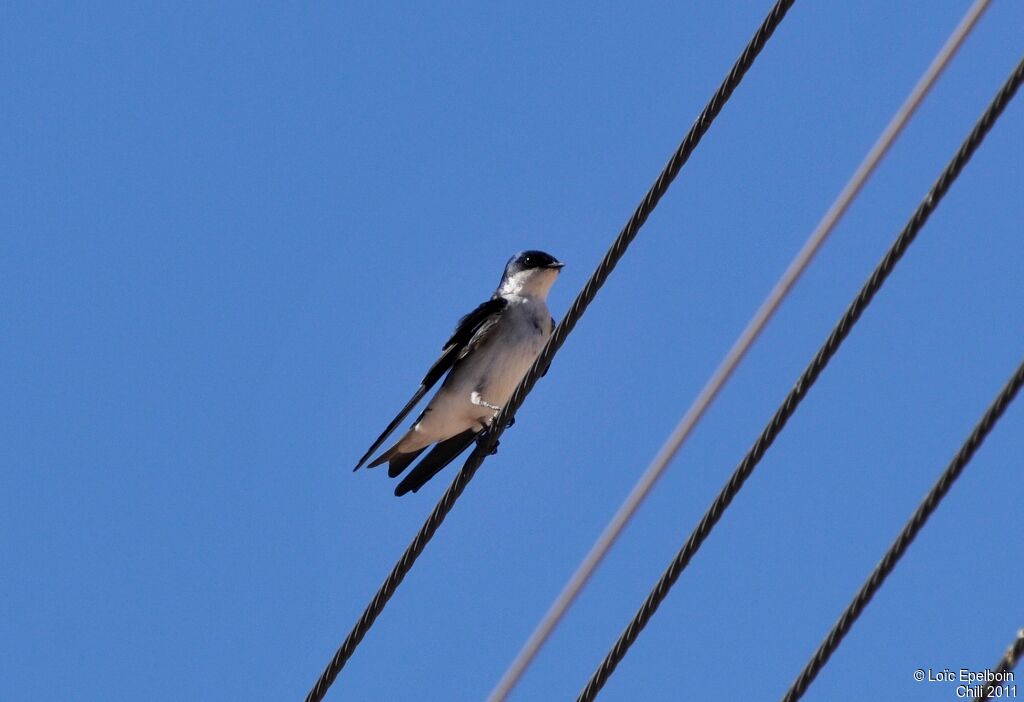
[486,1,991,699]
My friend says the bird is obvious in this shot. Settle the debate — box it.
[354,250,564,496]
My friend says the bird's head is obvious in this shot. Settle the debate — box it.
[498,250,564,298]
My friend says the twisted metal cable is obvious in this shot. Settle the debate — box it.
[497,3,992,699]
[783,359,1024,702]
[577,51,1024,702]
[488,0,796,435]
[304,2,797,700]
[983,629,1024,700]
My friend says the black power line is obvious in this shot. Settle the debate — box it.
[783,358,1024,701]
[304,1,798,700]
[983,629,1024,701]
[577,54,1024,702]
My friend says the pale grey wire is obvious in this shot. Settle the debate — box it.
[486,1,992,699]
[579,49,1024,702]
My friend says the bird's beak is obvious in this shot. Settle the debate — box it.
[546,261,565,270]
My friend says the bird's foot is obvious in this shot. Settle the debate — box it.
[476,431,500,455]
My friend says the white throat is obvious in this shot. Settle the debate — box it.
[498,268,559,300]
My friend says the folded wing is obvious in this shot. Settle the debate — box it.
[353,296,507,470]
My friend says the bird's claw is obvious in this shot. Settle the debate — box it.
[476,428,501,455]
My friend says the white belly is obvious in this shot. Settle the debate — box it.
[408,297,552,446]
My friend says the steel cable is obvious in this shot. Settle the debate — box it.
[492,0,995,694]
[304,1,797,699]
[783,359,1024,701]
[983,629,1024,701]
[577,48,1022,702]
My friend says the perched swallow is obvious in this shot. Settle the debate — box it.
[354,250,564,496]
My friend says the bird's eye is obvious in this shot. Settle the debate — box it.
[523,256,533,266]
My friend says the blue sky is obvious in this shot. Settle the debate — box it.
[3,2,1023,700]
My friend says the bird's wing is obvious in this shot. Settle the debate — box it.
[453,308,504,363]
[424,296,507,384]
[353,296,507,470]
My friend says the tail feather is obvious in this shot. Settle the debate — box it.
[353,386,428,471]
[387,447,426,478]
[364,439,425,475]
[394,429,478,496]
